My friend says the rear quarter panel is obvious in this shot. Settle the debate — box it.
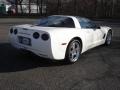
[49,28,87,59]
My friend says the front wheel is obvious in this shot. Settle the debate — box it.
[65,39,81,63]
[105,31,112,46]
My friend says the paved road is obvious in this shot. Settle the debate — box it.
[0,18,120,90]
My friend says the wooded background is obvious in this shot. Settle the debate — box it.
[6,0,120,18]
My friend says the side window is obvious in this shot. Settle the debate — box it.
[88,21,98,29]
[61,18,75,28]
[79,21,89,28]
[79,18,90,29]
[78,18,98,29]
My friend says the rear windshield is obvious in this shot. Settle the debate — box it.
[35,16,75,28]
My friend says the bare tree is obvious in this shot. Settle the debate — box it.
[34,0,45,15]
[36,0,39,14]
[17,0,24,14]
[28,0,31,14]
[6,0,120,18]
[38,0,43,15]
[15,0,18,14]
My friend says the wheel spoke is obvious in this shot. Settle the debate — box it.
[72,43,76,50]
[69,41,80,62]
[76,46,80,51]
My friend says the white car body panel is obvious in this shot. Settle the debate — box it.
[9,15,111,60]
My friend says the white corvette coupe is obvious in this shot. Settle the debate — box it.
[9,15,112,63]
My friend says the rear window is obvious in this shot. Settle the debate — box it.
[35,16,75,28]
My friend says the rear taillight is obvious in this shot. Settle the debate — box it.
[14,29,18,35]
[33,32,40,39]
[10,28,13,34]
[41,33,49,41]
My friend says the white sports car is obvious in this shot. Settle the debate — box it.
[9,15,112,63]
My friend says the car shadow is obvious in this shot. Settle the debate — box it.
[0,37,119,73]
[0,43,68,73]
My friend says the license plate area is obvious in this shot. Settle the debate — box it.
[18,36,31,46]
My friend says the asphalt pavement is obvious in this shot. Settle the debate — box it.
[0,18,120,90]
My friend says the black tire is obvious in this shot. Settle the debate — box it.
[105,31,112,46]
[65,39,82,64]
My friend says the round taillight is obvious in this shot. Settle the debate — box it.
[41,33,49,41]
[33,32,40,39]
[10,28,13,34]
[14,29,18,35]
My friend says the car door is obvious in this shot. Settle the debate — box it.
[78,18,104,50]
[93,28,104,45]
[88,21,104,47]
[82,28,95,49]
[79,18,95,49]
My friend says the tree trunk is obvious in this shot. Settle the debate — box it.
[15,0,18,14]
[40,0,43,15]
[17,0,23,14]
[46,0,48,15]
[19,0,23,14]
[36,0,39,14]
[20,4,23,14]
[57,0,60,14]
[74,0,77,15]
[29,0,31,14]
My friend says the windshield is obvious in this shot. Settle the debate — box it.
[35,16,75,28]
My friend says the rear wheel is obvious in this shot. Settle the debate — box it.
[105,31,112,46]
[65,39,81,63]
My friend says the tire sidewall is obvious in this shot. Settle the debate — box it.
[65,39,81,63]
[105,31,112,45]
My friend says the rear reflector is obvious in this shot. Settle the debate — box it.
[61,43,67,45]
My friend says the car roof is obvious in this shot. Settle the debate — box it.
[50,15,89,20]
